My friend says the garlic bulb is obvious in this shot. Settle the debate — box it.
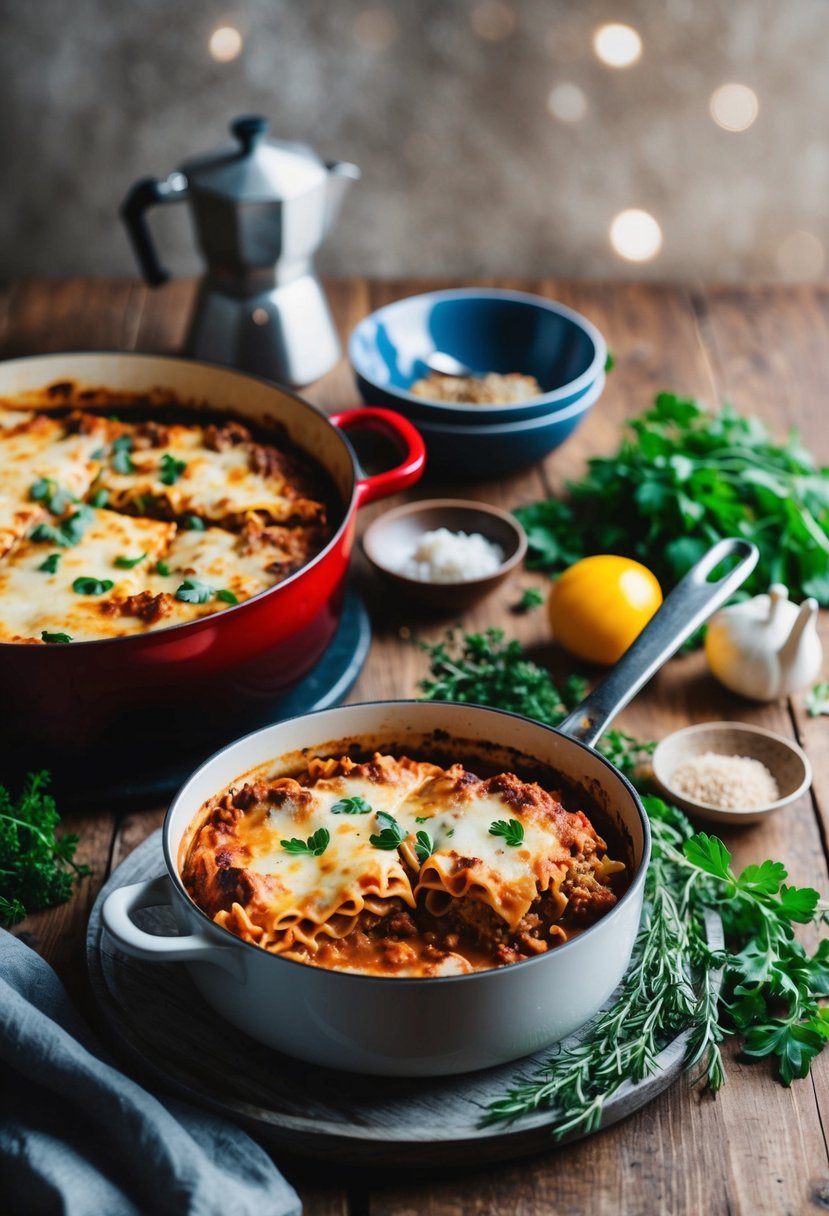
[705,584,823,701]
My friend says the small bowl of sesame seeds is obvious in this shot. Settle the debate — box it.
[651,721,813,827]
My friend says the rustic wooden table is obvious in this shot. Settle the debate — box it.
[3,278,828,1215]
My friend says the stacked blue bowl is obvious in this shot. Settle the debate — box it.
[348,288,607,478]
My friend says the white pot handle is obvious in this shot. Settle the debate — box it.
[101,875,244,978]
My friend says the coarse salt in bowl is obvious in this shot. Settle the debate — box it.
[398,528,505,584]
[362,499,527,614]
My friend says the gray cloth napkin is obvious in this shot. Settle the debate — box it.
[0,929,301,1216]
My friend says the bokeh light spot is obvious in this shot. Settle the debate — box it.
[709,83,759,132]
[610,210,662,262]
[593,23,642,68]
[546,83,587,123]
[208,26,243,63]
[470,1,516,42]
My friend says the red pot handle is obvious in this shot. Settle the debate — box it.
[330,407,426,508]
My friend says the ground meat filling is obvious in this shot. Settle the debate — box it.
[308,851,623,972]
[102,589,175,624]
[204,421,253,451]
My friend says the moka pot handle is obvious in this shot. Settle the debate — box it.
[120,173,190,287]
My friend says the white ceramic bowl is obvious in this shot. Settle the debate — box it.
[102,700,650,1077]
[651,720,812,826]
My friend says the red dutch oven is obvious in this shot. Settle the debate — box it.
[0,353,425,762]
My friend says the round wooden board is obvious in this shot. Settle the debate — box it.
[87,831,721,1168]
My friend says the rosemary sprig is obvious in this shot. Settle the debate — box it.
[484,803,723,1135]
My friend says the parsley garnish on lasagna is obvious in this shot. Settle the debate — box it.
[182,753,628,977]
[0,407,331,643]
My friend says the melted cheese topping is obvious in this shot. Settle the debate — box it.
[96,426,324,526]
[0,415,107,504]
[182,754,626,976]
[0,511,175,642]
[0,407,331,643]
[0,495,45,559]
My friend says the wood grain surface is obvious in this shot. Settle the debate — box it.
[3,277,829,1216]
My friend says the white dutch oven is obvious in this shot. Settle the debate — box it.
[103,539,757,1076]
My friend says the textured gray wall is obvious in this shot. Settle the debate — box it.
[2,0,828,281]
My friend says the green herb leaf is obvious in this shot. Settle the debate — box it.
[806,681,829,717]
[38,553,61,574]
[331,796,373,815]
[737,859,788,896]
[32,507,94,549]
[159,453,187,485]
[414,830,434,864]
[30,478,53,502]
[514,586,545,613]
[114,552,147,570]
[280,828,330,857]
[72,576,114,596]
[684,833,734,882]
[88,488,109,508]
[156,560,171,577]
[30,478,76,516]
[29,523,65,546]
[779,884,821,924]
[370,811,405,850]
[175,578,214,605]
[111,434,135,475]
[742,1020,826,1085]
[0,771,90,925]
[40,631,72,644]
[488,818,524,847]
[60,508,94,546]
[183,515,205,531]
[216,589,239,605]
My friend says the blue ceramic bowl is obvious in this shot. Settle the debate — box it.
[349,288,606,425]
[415,372,605,480]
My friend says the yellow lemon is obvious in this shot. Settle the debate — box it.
[548,555,663,665]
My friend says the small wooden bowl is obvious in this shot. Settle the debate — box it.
[362,498,527,613]
[651,721,812,827]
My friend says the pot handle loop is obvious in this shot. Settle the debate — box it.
[330,407,426,507]
[120,174,190,287]
[102,875,244,978]
[556,537,759,750]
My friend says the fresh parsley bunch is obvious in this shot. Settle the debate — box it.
[516,393,829,604]
[0,771,90,926]
[417,628,829,1134]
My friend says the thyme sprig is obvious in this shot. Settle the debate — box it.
[418,628,653,782]
[417,628,829,1135]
